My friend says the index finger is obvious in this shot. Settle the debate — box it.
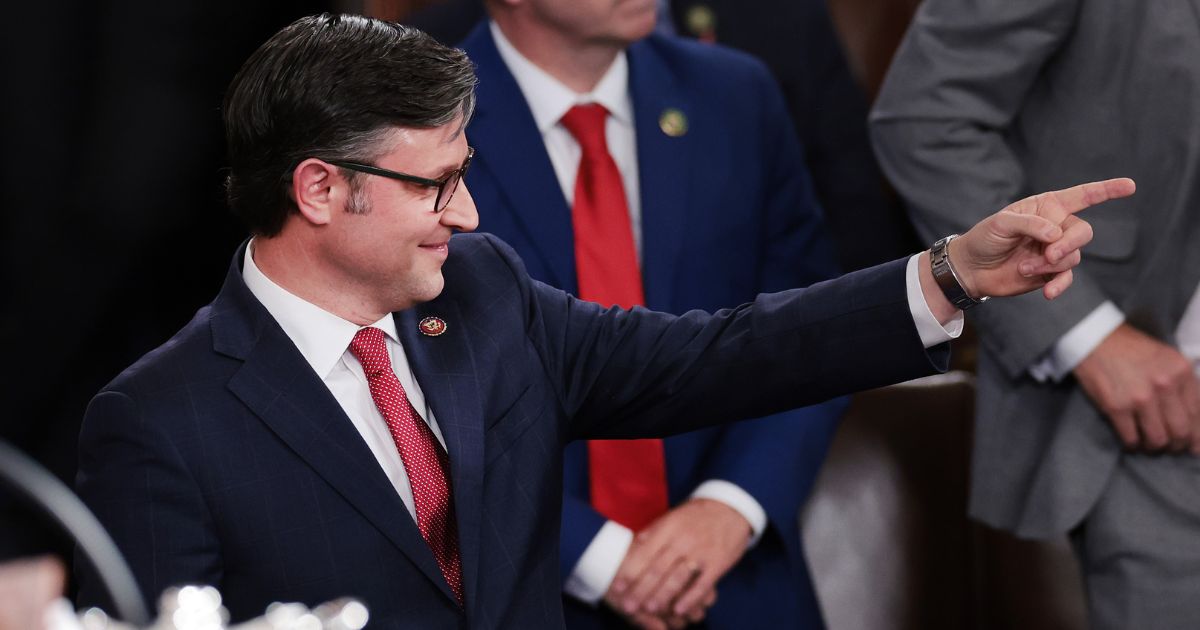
[1048,178,1136,216]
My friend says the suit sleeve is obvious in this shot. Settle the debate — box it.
[869,0,1105,377]
[479,234,947,442]
[75,390,222,616]
[693,65,847,536]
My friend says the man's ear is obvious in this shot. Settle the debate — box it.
[290,158,343,226]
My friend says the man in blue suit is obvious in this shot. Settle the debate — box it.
[460,2,844,627]
[74,13,1123,630]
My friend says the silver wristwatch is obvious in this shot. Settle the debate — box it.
[929,234,988,310]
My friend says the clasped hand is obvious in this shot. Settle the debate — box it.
[603,499,751,629]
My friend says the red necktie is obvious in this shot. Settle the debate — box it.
[560,103,670,531]
[349,327,463,605]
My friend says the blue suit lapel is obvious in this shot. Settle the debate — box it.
[394,298,485,611]
[628,37,692,310]
[213,252,461,606]
[462,23,577,291]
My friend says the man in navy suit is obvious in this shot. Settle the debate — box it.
[74,13,1124,630]
[460,2,844,627]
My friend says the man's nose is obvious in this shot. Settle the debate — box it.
[441,182,479,233]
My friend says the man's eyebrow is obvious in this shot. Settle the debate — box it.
[424,161,461,179]
[427,150,470,178]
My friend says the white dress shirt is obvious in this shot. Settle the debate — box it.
[242,242,447,524]
[490,21,645,258]
[1178,288,1200,375]
[492,20,964,604]
[1029,284,1200,382]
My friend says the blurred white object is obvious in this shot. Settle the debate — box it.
[68,588,367,630]
[46,599,85,630]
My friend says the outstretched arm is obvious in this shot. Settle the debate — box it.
[497,177,1133,443]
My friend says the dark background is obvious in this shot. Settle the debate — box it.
[0,0,330,565]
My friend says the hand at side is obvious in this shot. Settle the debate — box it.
[1075,323,1200,453]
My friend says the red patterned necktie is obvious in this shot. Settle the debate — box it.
[560,103,670,531]
[349,327,463,605]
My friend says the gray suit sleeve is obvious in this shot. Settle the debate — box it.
[869,0,1111,378]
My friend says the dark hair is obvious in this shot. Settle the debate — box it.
[222,14,477,236]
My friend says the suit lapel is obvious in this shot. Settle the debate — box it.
[463,24,577,292]
[395,299,486,610]
[628,38,692,309]
[213,253,459,605]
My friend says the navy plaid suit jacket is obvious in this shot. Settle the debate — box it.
[76,234,944,628]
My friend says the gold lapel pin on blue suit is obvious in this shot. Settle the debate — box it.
[419,316,447,336]
[659,108,688,137]
[685,5,717,43]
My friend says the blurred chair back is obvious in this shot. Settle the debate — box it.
[801,373,1087,630]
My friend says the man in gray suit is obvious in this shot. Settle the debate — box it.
[870,1,1200,628]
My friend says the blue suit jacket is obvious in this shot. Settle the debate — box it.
[458,23,844,624]
[76,235,942,629]
[460,25,846,628]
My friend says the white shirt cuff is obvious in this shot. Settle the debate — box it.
[564,520,634,605]
[906,254,964,348]
[690,479,767,548]
[1028,301,1125,382]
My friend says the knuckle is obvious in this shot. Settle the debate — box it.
[665,572,686,590]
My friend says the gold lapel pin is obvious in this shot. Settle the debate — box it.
[419,316,448,337]
[659,108,688,137]
[686,5,717,43]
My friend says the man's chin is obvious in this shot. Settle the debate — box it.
[413,274,447,307]
[385,273,446,313]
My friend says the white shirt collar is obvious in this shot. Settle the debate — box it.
[242,240,400,380]
[489,20,632,133]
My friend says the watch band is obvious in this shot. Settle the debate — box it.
[929,234,988,310]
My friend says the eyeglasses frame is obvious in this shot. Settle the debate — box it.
[326,146,475,213]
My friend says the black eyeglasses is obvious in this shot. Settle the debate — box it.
[328,146,474,213]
